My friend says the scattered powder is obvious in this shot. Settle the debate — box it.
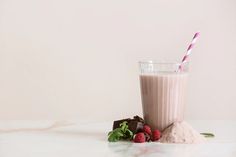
[159,121,206,144]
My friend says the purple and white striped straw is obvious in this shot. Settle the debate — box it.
[179,32,200,71]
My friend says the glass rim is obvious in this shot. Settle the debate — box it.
[139,60,188,66]
[138,60,177,65]
[139,60,189,73]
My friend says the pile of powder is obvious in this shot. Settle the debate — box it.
[159,121,205,144]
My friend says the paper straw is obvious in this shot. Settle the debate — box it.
[179,32,200,71]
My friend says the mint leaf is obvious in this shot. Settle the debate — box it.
[126,129,134,140]
[120,121,128,132]
[200,133,215,138]
[108,121,134,142]
[108,129,124,142]
[108,134,120,142]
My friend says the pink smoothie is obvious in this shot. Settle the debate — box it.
[140,72,188,131]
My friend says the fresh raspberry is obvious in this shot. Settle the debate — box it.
[133,132,146,143]
[143,125,152,135]
[152,129,161,141]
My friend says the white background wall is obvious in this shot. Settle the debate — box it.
[0,0,235,121]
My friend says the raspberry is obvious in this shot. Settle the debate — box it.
[143,125,152,135]
[134,132,146,143]
[152,129,161,141]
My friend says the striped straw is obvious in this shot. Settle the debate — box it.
[179,32,200,71]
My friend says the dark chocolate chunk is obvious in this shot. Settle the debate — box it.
[112,118,131,130]
[133,115,144,123]
[112,116,144,133]
[128,121,143,133]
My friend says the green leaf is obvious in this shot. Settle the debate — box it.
[108,121,134,142]
[200,133,215,138]
[108,134,120,142]
[124,125,128,132]
[120,121,128,132]
[120,121,128,127]
[115,131,124,137]
[126,129,134,140]
[113,128,122,133]
[108,131,112,136]
[108,128,125,142]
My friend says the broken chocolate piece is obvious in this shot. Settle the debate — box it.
[128,121,143,133]
[133,115,144,123]
[112,116,144,133]
[112,118,131,130]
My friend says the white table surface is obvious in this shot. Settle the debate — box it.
[0,120,235,157]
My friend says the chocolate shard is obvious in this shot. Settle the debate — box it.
[128,121,144,133]
[133,115,144,123]
[112,116,144,133]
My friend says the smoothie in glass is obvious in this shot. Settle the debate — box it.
[139,61,188,131]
